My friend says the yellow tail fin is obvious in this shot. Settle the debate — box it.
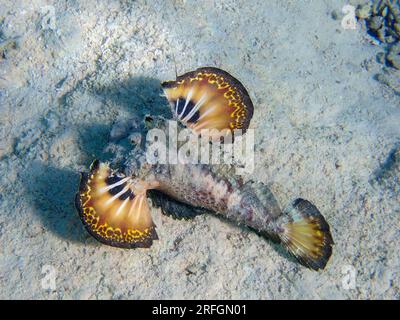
[278,199,333,271]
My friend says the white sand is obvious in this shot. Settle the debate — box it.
[0,0,399,299]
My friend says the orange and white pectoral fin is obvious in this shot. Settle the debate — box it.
[75,160,158,248]
[161,67,254,141]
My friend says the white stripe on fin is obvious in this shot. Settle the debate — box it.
[99,176,131,194]
[178,88,194,119]
[196,104,217,122]
[105,185,131,206]
[181,93,207,123]
[114,197,130,217]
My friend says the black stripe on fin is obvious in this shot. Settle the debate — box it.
[75,160,158,249]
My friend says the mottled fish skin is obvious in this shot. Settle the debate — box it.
[124,116,281,236]
[145,163,281,238]
[74,67,334,269]
[77,115,333,270]
[123,116,333,270]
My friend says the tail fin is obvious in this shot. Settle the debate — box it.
[75,160,159,248]
[277,199,333,271]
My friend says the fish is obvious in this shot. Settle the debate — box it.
[75,68,334,271]
[76,159,333,270]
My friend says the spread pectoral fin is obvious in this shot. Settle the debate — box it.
[162,67,254,141]
[75,160,158,248]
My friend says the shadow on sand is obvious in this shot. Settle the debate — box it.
[21,161,91,244]
[94,76,171,119]
[22,76,169,245]
[22,75,299,266]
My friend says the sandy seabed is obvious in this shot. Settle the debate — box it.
[0,0,399,299]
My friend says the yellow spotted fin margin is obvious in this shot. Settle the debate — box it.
[276,199,333,271]
[161,67,254,141]
[75,160,158,248]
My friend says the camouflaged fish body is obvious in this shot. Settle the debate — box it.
[76,117,333,270]
[75,68,334,271]
[146,163,280,237]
